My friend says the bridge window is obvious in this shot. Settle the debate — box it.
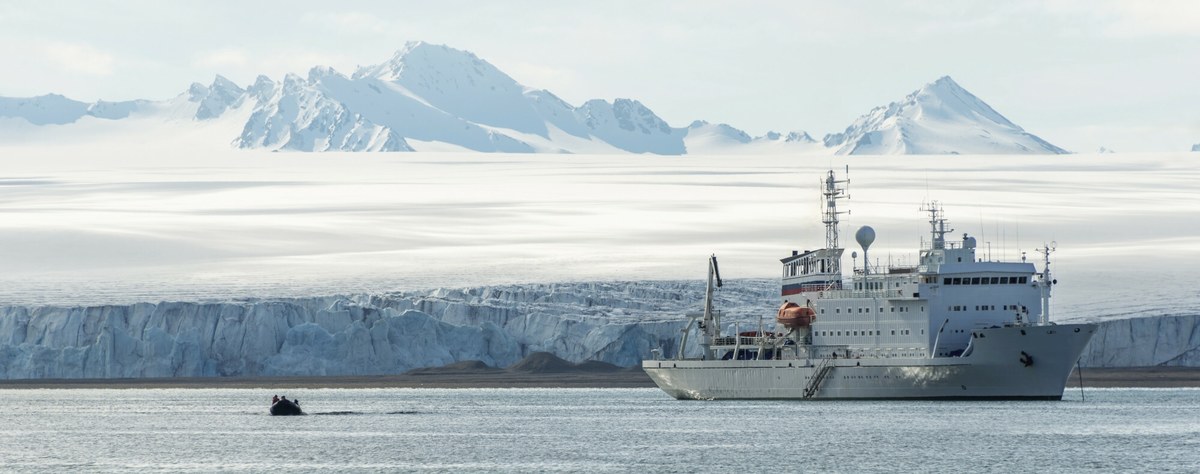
[971,277,981,284]
[1001,277,1009,284]
[990,277,999,284]
[943,278,951,285]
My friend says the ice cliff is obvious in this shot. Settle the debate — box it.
[1,280,1191,380]
[0,281,771,379]
[1079,314,1200,367]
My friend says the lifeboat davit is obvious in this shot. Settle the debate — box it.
[776,302,815,328]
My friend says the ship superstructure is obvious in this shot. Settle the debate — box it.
[643,169,1095,400]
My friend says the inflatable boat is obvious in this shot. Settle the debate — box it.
[270,398,304,416]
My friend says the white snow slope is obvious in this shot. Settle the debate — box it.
[823,76,1068,155]
[0,42,1066,155]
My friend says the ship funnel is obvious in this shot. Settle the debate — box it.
[856,226,876,274]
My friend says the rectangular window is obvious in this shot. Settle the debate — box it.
[1019,277,1028,284]
[943,278,950,285]
[971,277,981,284]
[891,330,895,335]
[1000,277,1009,284]
[952,277,961,285]
[990,277,999,284]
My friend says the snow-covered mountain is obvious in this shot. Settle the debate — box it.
[0,94,149,124]
[0,43,1069,155]
[823,76,1067,155]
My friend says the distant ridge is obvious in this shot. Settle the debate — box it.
[0,43,1067,155]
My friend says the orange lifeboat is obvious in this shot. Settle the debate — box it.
[776,302,815,328]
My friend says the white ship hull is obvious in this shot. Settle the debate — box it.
[643,323,1096,400]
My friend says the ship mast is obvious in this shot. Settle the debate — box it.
[1036,242,1056,325]
[922,201,953,250]
[821,168,850,250]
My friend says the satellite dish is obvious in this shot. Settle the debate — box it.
[855,226,876,250]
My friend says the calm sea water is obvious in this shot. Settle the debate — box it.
[0,388,1197,472]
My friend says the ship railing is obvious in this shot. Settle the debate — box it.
[712,335,790,346]
[815,289,906,300]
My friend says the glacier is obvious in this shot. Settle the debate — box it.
[0,280,1195,380]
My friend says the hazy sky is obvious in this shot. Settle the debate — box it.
[1,0,1197,152]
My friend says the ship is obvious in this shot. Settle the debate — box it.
[643,168,1097,400]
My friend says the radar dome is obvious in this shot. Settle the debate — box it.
[855,226,876,250]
